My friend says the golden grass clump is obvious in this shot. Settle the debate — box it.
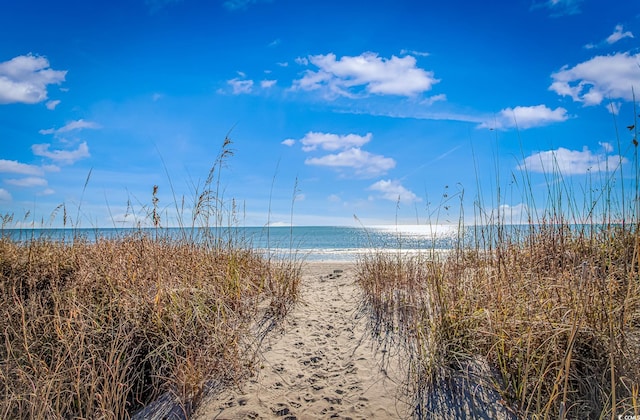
[357,222,640,418]
[0,232,300,419]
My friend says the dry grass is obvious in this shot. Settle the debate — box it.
[358,222,640,418]
[0,136,302,419]
[0,232,300,419]
[357,106,640,417]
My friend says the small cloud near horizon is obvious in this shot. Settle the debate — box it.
[607,102,621,115]
[0,159,45,176]
[31,141,90,165]
[368,179,420,204]
[494,203,530,223]
[518,145,626,175]
[479,105,568,130]
[0,188,12,202]
[599,141,613,153]
[5,176,48,188]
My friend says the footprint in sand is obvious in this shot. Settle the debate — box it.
[193,262,410,420]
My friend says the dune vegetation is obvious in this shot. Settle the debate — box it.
[0,138,302,419]
[2,124,639,419]
[356,120,640,418]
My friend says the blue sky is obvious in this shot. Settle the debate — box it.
[1,0,639,227]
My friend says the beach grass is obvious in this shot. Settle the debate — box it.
[358,223,639,418]
[0,137,302,419]
[356,122,640,417]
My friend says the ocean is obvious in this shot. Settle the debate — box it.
[4,223,611,261]
[1,225,463,262]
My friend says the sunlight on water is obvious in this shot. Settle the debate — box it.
[368,224,459,237]
[2,225,462,262]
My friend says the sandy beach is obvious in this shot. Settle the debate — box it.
[194,262,411,419]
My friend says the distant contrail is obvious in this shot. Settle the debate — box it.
[401,144,463,180]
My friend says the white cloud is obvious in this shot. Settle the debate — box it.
[39,119,101,135]
[606,24,634,45]
[421,93,447,106]
[261,79,277,88]
[305,148,396,178]
[531,0,583,16]
[607,102,621,115]
[39,188,55,196]
[292,52,439,97]
[400,49,430,57]
[46,99,61,110]
[277,62,288,67]
[227,78,253,94]
[518,146,626,175]
[495,203,530,222]
[0,159,44,176]
[268,39,281,48]
[294,57,308,66]
[368,179,420,204]
[327,194,341,203]
[0,188,11,202]
[296,132,372,152]
[340,106,485,123]
[599,141,613,153]
[31,141,90,165]
[290,131,393,177]
[550,52,640,106]
[5,177,48,187]
[293,69,333,93]
[0,54,66,104]
[584,25,634,49]
[479,105,569,130]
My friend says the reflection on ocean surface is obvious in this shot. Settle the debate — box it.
[1,223,610,261]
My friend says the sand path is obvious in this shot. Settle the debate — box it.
[194,262,411,419]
